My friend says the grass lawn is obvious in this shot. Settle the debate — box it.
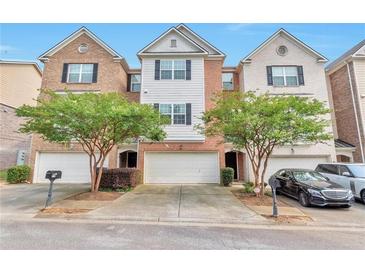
[0,169,7,181]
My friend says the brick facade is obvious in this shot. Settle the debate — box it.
[0,104,32,169]
[329,63,364,162]
[29,33,133,181]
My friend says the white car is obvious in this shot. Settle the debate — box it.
[315,163,365,204]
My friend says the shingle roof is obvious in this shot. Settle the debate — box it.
[335,139,356,148]
[326,39,365,72]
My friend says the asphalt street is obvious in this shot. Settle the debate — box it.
[1,218,364,249]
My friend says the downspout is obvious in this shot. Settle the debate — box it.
[346,62,365,162]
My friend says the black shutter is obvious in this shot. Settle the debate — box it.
[153,103,159,111]
[186,103,191,125]
[154,60,160,80]
[92,63,98,83]
[297,66,304,85]
[186,60,191,80]
[266,66,273,86]
[127,74,131,91]
[61,63,68,83]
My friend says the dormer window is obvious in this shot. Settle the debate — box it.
[170,39,177,48]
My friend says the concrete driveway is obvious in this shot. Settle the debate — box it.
[278,195,365,227]
[89,184,266,224]
[0,183,89,217]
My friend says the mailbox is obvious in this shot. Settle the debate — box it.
[268,176,281,189]
[268,175,281,217]
[44,170,62,208]
[45,170,62,180]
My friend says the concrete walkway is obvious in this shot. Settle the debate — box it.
[87,184,267,224]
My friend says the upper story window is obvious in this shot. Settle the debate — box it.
[222,73,234,90]
[170,39,177,48]
[155,60,191,80]
[160,60,186,80]
[159,103,187,125]
[67,64,95,83]
[267,66,304,87]
[130,74,141,92]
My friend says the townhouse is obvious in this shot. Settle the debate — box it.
[326,40,365,163]
[30,24,336,184]
[0,60,42,169]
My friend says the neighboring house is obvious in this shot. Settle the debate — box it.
[234,29,336,181]
[0,60,42,169]
[30,25,337,184]
[326,40,365,163]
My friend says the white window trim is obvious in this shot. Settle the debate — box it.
[131,74,141,92]
[159,103,187,125]
[160,60,186,80]
[272,66,299,87]
[67,64,93,83]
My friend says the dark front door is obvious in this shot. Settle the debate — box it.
[225,152,238,180]
[119,151,137,168]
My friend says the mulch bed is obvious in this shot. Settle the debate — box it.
[263,215,313,224]
[40,208,91,214]
[231,189,291,207]
[65,191,123,201]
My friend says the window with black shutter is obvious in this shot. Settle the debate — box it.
[266,66,273,86]
[297,66,304,85]
[154,60,160,80]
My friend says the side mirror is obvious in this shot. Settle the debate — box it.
[342,171,351,177]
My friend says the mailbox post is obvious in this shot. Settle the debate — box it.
[268,176,281,218]
[44,170,62,208]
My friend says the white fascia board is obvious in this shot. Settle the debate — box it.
[241,28,328,63]
[137,27,209,57]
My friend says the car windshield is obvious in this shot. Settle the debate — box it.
[292,171,327,182]
[348,165,365,178]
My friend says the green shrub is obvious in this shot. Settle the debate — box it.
[242,182,255,193]
[7,165,31,183]
[221,167,234,186]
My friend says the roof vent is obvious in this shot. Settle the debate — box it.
[78,44,89,53]
[170,39,177,48]
[277,45,288,56]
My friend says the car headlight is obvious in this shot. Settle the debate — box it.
[348,190,354,198]
[308,189,323,197]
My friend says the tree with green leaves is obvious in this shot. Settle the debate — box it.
[200,91,332,196]
[17,90,166,192]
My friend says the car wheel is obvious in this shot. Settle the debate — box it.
[299,191,310,207]
[361,190,365,204]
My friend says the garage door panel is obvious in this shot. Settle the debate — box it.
[265,157,328,182]
[145,152,219,184]
[36,152,108,183]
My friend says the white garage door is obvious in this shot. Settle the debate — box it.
[145,152,220,184]
[35,152,108,183]
[265,156,328,182]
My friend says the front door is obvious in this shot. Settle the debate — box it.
[225,152,238,180]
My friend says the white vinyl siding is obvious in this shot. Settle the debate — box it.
[141,57,205,141]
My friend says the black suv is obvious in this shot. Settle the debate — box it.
[271,169,354,207]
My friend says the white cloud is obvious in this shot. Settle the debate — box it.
[0,44,17,53]
[225,23,254,32]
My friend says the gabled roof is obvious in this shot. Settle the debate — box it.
[137,27,208,57]
[240,28,328,64]
[0,59,42,76]
[176,24,226,57]
[137,24,225,59]
[326,39,365,73]
[38,26,129,70]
